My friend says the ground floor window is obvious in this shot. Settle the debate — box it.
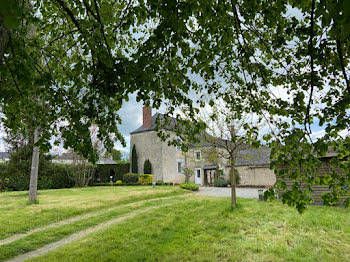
[177,160,183,174]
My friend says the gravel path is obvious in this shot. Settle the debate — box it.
[8,204,172,262]
[195,187,265,198]
[0,195,180,247]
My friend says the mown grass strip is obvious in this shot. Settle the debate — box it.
[0,187,189,240]
[27,197,350,262]
[0,192,188,247]
[0,196,186,262]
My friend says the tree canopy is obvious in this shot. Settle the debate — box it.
[0,0,349,212]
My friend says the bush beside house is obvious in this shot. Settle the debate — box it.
[180,182,199,191]
[214,179,230,187]
[122,173,139,183]
[139,174,153,184]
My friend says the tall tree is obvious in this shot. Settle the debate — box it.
[131,144,138,174]
[181,0,350,212]
[1,0,349,212]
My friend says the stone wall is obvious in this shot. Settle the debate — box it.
[224,165,276,186]
[161,132,186,183]
[129,131,163,181]
[130,131,188,183]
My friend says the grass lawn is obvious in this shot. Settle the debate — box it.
[1,187,349,262]
[0,186,187,240]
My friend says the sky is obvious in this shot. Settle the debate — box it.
[0,92,162,158]
[1,91,348,158]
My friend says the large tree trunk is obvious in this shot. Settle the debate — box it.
[28,128,39,204]
[230,155,236,207]
[0,12,9,65]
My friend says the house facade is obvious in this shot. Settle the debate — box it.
[130,107,276,186]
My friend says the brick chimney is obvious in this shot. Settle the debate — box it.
[143,106,152,129]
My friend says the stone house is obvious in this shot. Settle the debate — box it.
[129,107,276,186]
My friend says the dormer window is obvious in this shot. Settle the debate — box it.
[195,150,201,161]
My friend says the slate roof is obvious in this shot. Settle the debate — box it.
[234,147,271,166]
[130,113,177,134]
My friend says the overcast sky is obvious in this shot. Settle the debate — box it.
[1,90,348,157]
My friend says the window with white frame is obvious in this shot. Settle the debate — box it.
[194,150,201,161]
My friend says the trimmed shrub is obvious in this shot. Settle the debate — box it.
[122,173,139,183]
[131,145,138,173]
[156,180,164,185]
[143,159,152,174]
[139,174,153,184]
[179,182,199,191]
[116,180,122,185]
[214,179,230,187]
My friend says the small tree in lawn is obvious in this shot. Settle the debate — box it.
[131,145,138,174]
[183,167,194,183]
[143,159,152,174]
[200,103,261,207]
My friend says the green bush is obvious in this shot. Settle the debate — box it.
[0,160,74,191]
[122,173,139,183]
[49,164,75,189]
[139,174,153,184]
[179,182,199,191]
[214,179,230,187]
[0,178,9,192]
[156,180,164,185]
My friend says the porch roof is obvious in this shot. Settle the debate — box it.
[203,165,217,170]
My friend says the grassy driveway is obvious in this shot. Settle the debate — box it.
[1,186,350,262]
[30,197,350,262]
[0,186,186,240]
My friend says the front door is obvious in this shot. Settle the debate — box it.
[195,168,202,185]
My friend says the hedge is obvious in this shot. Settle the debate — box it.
[214,179,230,187]
[139,174,153,184]
[122,173,139,183]
[179,182,199,191]
[93,163,129,183]
[0,163,74,191]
